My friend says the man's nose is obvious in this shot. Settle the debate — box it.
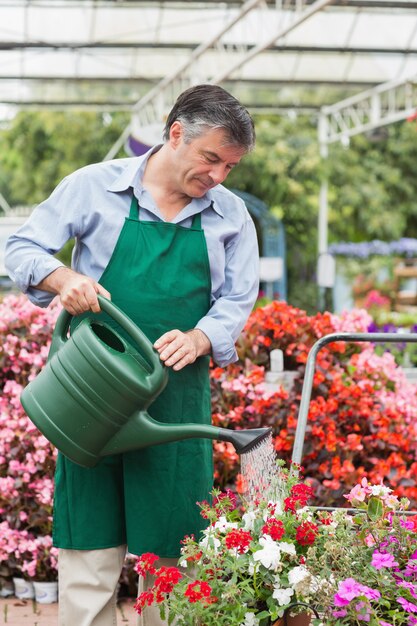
[208,163,228,185]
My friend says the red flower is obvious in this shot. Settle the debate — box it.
[284,496,298,513]
[184,580,213,603]
[291,483,314,503]
[225,528,253,553]
[213,489,237,510]
[135,552,159,577]
[154,566,182,594]
[318,512,333,526]
[134,591,155,615]
[296,522,318,546]
[284,483,314,512]
[262,518,285,541]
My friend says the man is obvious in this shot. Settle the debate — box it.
[5,84,259,626]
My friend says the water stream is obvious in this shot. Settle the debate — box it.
[240,431,283,505]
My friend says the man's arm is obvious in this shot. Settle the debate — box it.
[194,216,260,368]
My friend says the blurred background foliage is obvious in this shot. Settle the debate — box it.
[1,110,417,311]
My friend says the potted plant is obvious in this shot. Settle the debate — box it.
[307,479,417,625]
[29,535,59,604]
[133,467,417,625]
[134,462,319,625]
[0,521,36,599]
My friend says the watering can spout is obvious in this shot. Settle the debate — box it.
[101,410,272,458]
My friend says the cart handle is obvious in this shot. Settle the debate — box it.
[291,331,417,466]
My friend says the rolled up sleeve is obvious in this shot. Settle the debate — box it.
[5,176,79,307]
[196,217,259,367]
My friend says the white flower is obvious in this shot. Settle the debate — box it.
[311,574,335,593]
[278,541,297,556]
[288,565,310,585]
[272,586,294,606]
[288,565,310,586]
[288,565,314,595]
[242,511,257,531]
[330,509,351,528]
[369,484,391,497]
[384,494,400,510]
[247,558,259,575]
[253,535,281,570]
[214,516,238,532]
[296,506,313,520]
[200,531,221,552]
[241,612,259,626]
[262,501,283,521]
[179,559,187,568]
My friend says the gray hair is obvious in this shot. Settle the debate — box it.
[163,84,255,152]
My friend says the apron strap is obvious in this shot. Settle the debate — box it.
[129,192,202,229]
[191,212,201,229]
[129,193,139,219]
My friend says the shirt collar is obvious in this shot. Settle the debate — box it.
[106,145,224,218]
[205,190,224,218]
[106,146,160,193]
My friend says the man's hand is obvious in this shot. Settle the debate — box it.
[36,267,111,315]
[154,329,211,371]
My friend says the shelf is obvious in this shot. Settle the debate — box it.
[394,266,417,278]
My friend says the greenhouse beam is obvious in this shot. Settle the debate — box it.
[102,0,265,161]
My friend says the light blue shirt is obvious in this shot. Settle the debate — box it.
[5,147,259,367]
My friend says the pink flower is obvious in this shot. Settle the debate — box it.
[405,560,417,577]
[344,484,367,503]
[334,578,380,608]
[398,582,417,599]
[371,550,399,570]
[334,578,365,605]
[364,534,376,547]
[330,308,373,332]
[397,597,417,613]
[354,600,371,622]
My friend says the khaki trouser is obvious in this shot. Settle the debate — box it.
[58,547,177,626]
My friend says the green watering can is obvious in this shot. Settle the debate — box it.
[21,296,270,468]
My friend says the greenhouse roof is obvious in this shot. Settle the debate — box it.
[1,0,417,114]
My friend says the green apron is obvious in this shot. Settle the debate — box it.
[53,195,214,557]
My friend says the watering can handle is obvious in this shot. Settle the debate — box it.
[49,295,163,378]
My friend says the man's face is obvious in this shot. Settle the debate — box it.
[170,123,247,198]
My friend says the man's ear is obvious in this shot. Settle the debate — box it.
[169,121,183,148]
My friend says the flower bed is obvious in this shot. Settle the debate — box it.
[1,294,417,589]
[213,302,417,507]
[0,295,60,589]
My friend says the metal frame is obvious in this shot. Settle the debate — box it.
[291,332,417,465]
[317,73,417,265]
[2,0,417,114]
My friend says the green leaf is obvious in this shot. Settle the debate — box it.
[367,496,384,521]
[256,610,271,619]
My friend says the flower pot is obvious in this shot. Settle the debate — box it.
[33,580,58,604]
[12,576,35,599]
[0,577,14,597]
[273,612,311,626]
